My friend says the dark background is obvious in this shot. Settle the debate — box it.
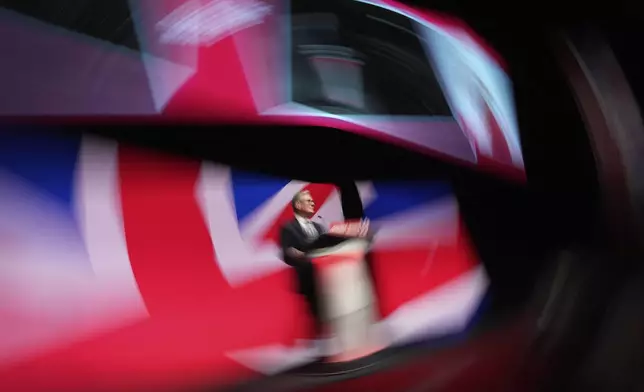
[0,0,139,50]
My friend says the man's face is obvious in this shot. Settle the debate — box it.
[296,194,316,217]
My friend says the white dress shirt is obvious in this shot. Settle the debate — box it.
[295,214,319,238]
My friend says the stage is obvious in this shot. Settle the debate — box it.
[223,315,537,392]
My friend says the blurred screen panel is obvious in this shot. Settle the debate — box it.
[0,0,523,177]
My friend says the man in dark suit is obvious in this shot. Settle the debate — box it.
[279,190,326,337]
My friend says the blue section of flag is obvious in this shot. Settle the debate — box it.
[0,127,81,212]
[230,169,291,223]
[365,181,453,220]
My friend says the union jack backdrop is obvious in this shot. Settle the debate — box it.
[0,129,487,391]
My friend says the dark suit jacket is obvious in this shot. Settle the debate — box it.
[279,218,326,296]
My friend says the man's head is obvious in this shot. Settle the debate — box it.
[291,190,315,218]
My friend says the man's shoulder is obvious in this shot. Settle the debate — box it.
[280,219,297,231]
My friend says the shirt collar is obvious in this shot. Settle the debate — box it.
[295,214,311,225]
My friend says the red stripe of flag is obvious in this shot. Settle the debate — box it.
[118,145,230,316]
[483,101,512,164]
[372,224,480,317]
[163,36,257,118]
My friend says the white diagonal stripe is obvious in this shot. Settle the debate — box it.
[238,178,309,243]
[196,163,292,286]
[371,197,459,249]
[0,137,148,364]
[379,266,488,345]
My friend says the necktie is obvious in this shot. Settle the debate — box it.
[305,221,318,238]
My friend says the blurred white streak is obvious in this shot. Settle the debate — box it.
[371,197,460,249]
[310,189,344,227]
[416,19,522,167]
[357,181,378,207]
[129,0,200,112]
[196,163,294,286]
[75,137,148,313]
[155,0,272,46]
[227,339,320,375]
[140,53,197,112]
[0,140,148,364]
[235,174,307,243]
[380,265,488,345]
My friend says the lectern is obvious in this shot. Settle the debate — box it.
[306,222,384,362]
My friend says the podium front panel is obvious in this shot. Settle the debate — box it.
[308,239,374,321]
[308,238,383,361]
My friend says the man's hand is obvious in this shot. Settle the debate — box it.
[357,219,370,238]
[329,219,370,238]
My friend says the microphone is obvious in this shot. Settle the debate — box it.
[316,215,328,228]
[317,215,336,234]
